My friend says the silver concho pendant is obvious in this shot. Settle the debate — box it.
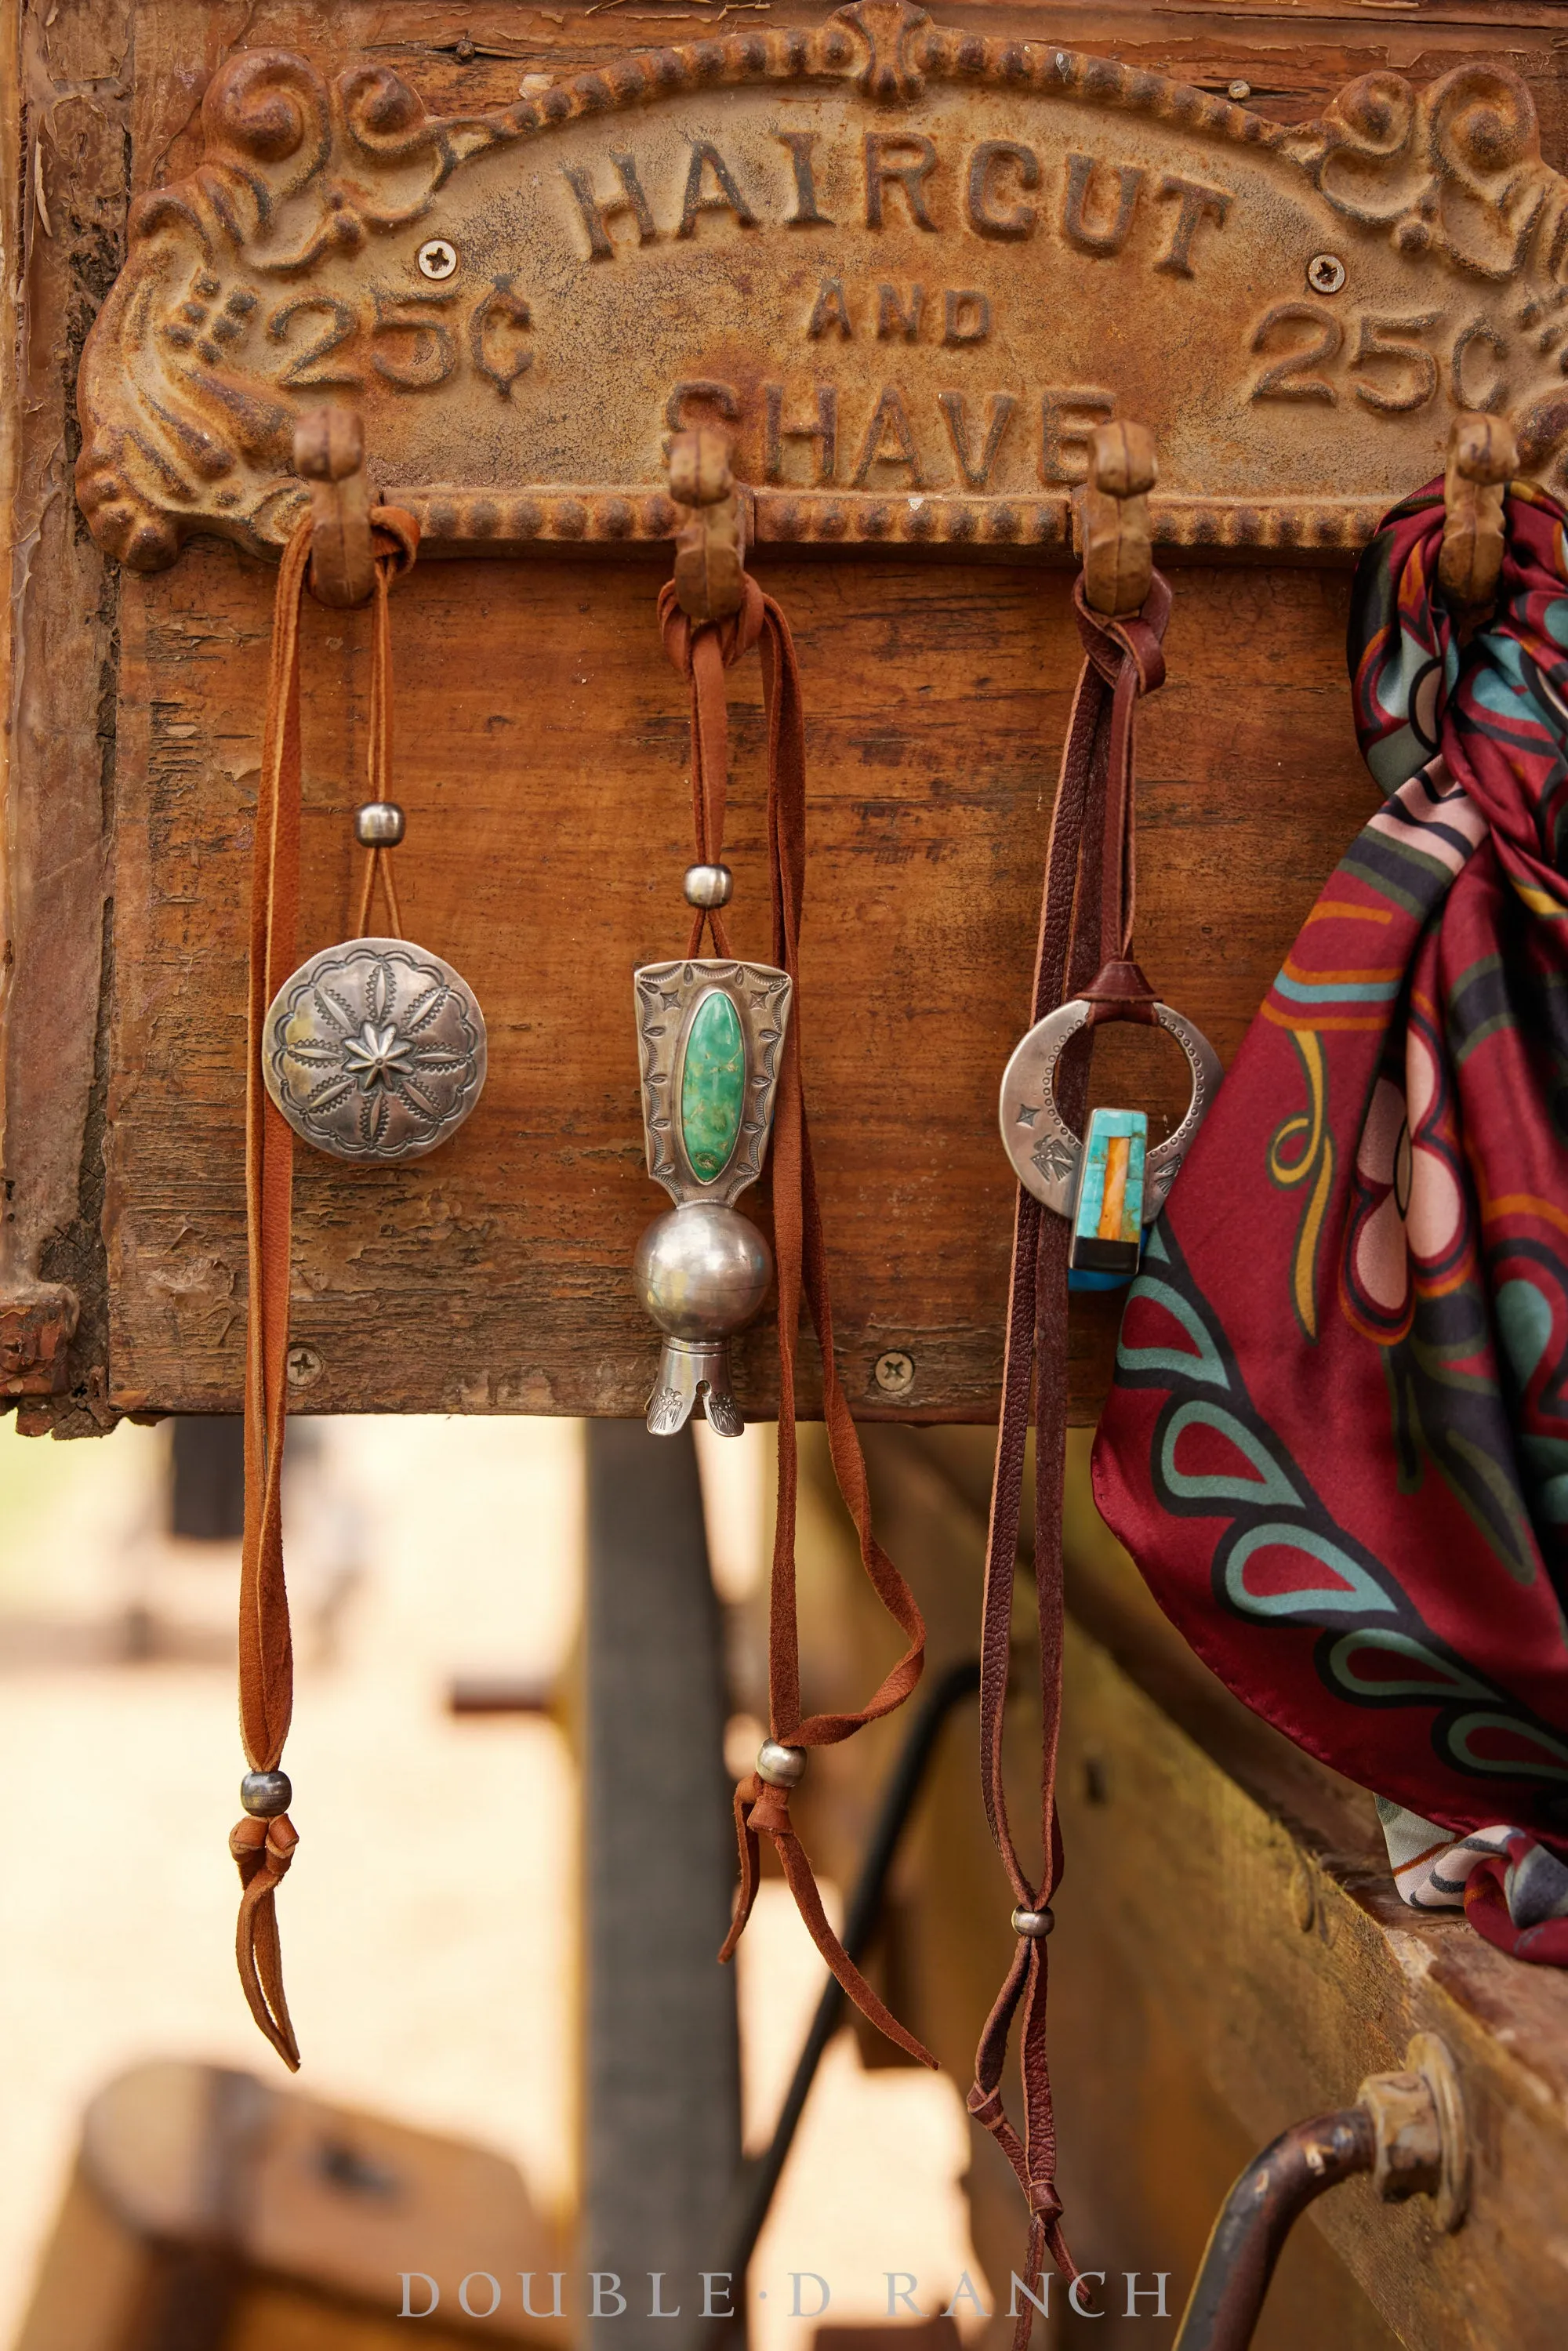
[632,957,793,1439]
[263,937,487,1163]
[999,997,1221,1276]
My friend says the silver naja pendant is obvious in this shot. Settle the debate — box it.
[263,937,487,1163]
[632,957,793,1438]
[1000,997,1221,1277]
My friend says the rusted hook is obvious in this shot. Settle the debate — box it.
[666,427,746,623]
[295,407,376,608]
[1438,410,1518,621]
[1174,2033,1468,2351]
[1082,419,1156,619]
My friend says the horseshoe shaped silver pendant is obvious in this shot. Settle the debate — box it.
[999,996,1221,1237]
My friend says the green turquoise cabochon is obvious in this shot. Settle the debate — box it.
[681,991,746,1181]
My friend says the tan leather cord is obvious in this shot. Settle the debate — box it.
[237,503,419,2071]
[967,572,1171,2311]
[658,579,934,2070]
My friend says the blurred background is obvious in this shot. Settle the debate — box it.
[0,1411,983,2351]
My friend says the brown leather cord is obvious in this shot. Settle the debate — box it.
[967,572,1170,2315]
[238,503,419,2071]
[657,579,934,2070]
[352,517,418,938]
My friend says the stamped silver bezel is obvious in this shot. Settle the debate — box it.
[633,957,792,1208]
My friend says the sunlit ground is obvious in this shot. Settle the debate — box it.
[0,1413,978,2349]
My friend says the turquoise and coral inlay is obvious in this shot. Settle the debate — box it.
[681,991,746,1180]
[1071,1108,1147,1276]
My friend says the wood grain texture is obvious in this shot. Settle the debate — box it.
[791,1426,1568,2345]
[1054,1622,1568,2350]
[107,549,1375,1417]
[1,0,129,1427]
[12,0,1566,1426]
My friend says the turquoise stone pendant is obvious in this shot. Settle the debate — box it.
[631,958,793,1437]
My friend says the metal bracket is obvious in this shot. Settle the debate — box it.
[1174,2033,1469,2351]
[1081,419,1156,619]
[294,408,376,609]
[666,429,746,622]
[1439,410,1520,621]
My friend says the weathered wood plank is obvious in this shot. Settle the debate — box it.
[1054,1618,1568,2349]
[0,0,129,1428]
[11,0,1568,1425]
[106,550,1374,1417]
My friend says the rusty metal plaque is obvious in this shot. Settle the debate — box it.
[78,2,1568,568]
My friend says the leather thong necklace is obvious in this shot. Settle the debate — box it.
[236,493,485,2069]
[971,425,1219,2301]
[632,431,932,2063]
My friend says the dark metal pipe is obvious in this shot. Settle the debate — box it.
[697,1656,981,2337]
[1174,2106,1377,2351]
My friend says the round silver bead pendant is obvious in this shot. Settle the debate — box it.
[263,937,487,1163]
[241,1769,292,1818]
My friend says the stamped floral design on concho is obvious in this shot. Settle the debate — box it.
[263,938,487,1162]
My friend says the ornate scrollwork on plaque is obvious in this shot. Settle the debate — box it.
[77,5,1568,570]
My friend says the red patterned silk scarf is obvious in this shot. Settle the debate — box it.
[1094,482,1568,1963]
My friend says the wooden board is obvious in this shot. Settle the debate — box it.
[106,548,1373,1417]
[7,0,1568,1428]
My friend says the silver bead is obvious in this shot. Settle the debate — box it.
[241,1769,292,1819]
[1011,1904,1054,1938]
[757,1740,808,1787]
[354,800,405,847]
[683,862,733,909]
[633,1203,772,1341]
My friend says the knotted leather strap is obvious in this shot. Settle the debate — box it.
[238,503,419,2070]
[658,579,933,2068]
[968,574,1170,2310]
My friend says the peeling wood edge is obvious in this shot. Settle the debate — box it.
[2,0,128,1431]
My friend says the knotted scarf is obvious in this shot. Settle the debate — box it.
[1094,480,1568,1965]
[656,576,933,2065]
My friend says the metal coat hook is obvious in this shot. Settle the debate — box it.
[295,407,377,609]
[666,427,746,622]
[1082,419,1157,619]
[1439,409,1519,621]
[1174,2033,1469,2351]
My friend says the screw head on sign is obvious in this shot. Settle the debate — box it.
[1307,252,1346,296]
[286,1344,325,1390]
[873,1349,916,1398]
[417,238,459,281]
[1227,80,1251,102]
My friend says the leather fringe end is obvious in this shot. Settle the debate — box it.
[724,1776,935,2069]
[231,1813,301,2072]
